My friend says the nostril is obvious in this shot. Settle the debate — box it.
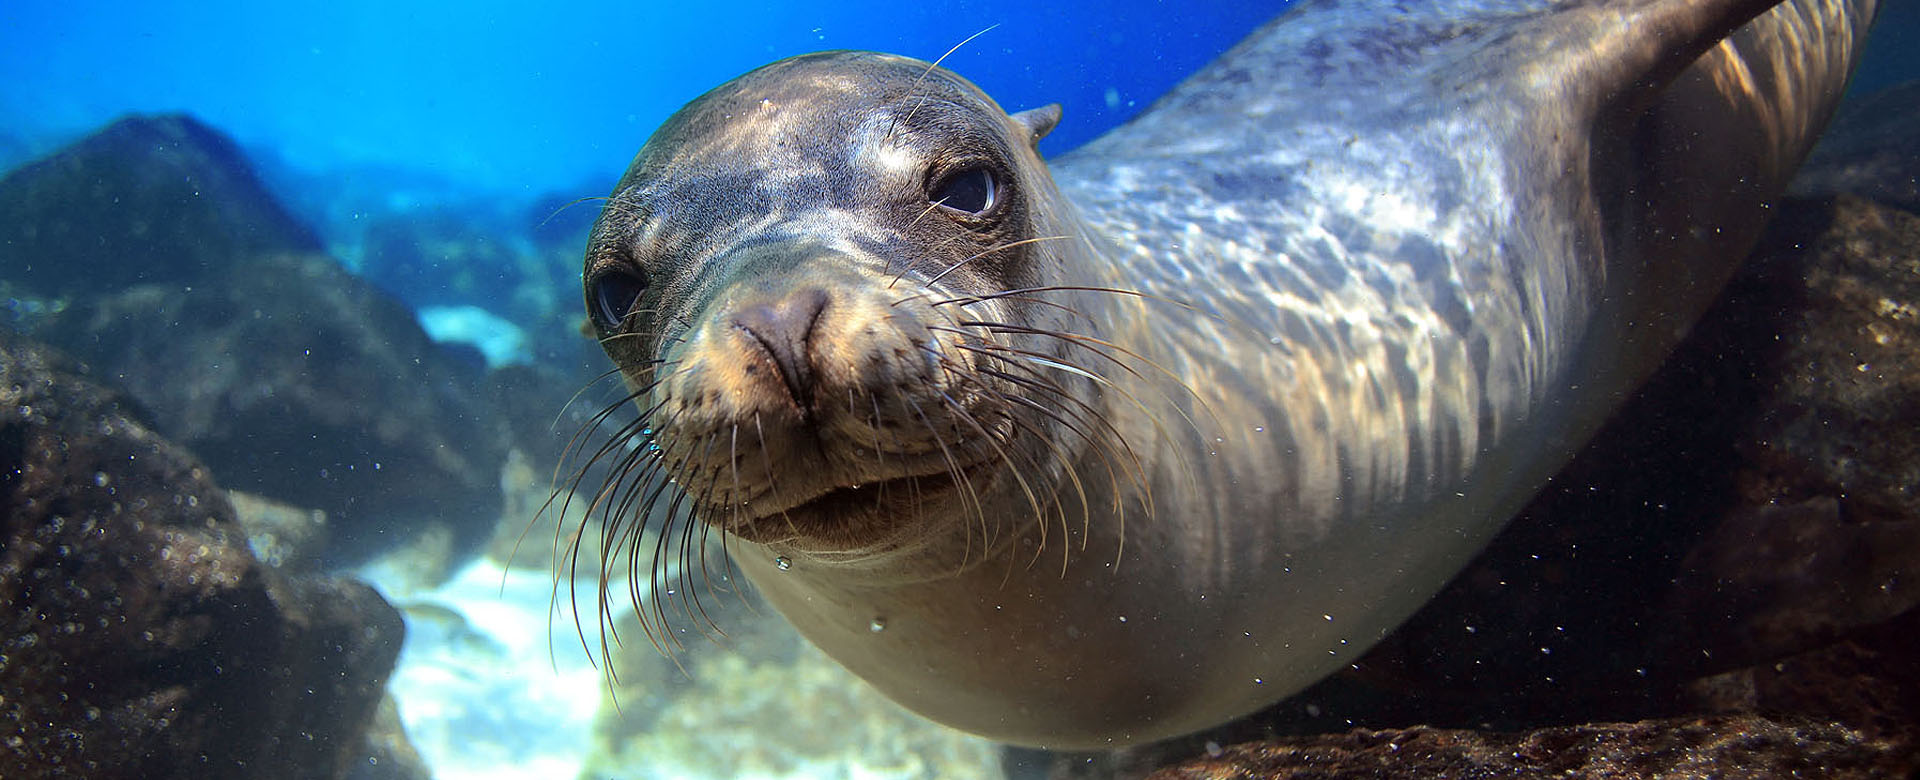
[732,287,831,407]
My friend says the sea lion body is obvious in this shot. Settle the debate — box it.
[579,0,1878,748]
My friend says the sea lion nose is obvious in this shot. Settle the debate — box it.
[731,286,832,407]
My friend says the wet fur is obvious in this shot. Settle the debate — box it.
[544,0,1877,749]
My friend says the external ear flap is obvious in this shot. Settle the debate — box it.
[1011,104,1063,146]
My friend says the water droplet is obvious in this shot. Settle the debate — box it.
[774,556,792,571]
[93,472,109,487]
[1253,426,1265,433]
[1204,740,1223,757]
[1117,615,1128,623]
[1253,677,1265,685]
[869,618,887,633]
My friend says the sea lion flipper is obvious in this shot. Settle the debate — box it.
[1569,0,1880,386]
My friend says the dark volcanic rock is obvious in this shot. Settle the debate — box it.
[0,331,404,780]
[1,114,509,567]
[0,114,321,298]
[1142,717,1906,780]
[1662,195,1920,665]
[30,251,509,566]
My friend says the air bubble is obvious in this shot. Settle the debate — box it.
[774,556,792,571]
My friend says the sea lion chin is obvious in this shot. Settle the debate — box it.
[569,0,1878,751]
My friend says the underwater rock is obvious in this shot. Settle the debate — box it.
[0,114,511,569]
[352,696,434,780]
[1656,194,1920,663]
[0,114,321,298]
[1139,716,1906,780]
[1686,609,1920,749]
[1793,80,1920,214]
[28,251,509,567]
[227,489,330,572]
[0,330,404,780]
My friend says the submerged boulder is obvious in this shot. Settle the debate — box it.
[0,331,404,779]
[32,251,509,566]
[1,115,509,567]
[0,114,320,298]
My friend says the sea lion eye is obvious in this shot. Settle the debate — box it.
[589,268,649,329]
[929,165,997,216]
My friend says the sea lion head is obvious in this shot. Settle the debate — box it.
[579,52,1105,573]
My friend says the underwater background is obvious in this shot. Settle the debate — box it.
[3,1,1919,779]
[1,0,1278,360]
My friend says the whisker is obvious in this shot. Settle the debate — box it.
[888,24,1001,143]
[921,235,1072,287]
[538,194,614,230]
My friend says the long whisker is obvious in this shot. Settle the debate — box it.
[888,25,1001,143]
[538,194,614,229]
[920,235,1072,288]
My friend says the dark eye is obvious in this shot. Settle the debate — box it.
[589,268,648,329]
[929,165,997,216]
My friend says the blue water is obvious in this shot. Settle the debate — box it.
[0,1,1279,201]
[0,1,1280,362]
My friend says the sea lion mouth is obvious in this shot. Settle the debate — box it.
[726,456,1004,536]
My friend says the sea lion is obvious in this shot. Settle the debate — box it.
[569,0,1879,749]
